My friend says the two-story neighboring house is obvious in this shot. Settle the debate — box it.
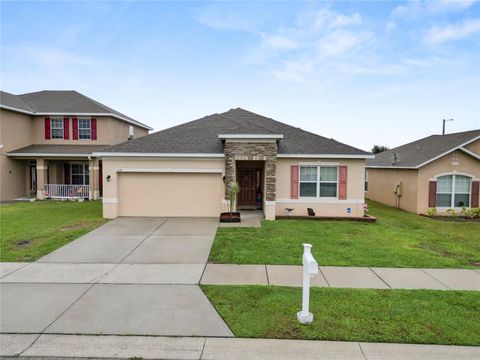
[0,90,151,202]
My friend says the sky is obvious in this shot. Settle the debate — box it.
[1,0,479,151]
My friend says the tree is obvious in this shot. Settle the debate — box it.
[371,145,389,154]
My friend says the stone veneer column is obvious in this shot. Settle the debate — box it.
[223,141,278,219]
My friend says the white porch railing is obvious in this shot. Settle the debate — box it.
[44,184,90,199]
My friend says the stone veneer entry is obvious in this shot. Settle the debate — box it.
[223,141,277,202]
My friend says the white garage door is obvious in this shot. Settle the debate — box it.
[118,172,223,217]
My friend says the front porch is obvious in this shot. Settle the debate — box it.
[23,158,102,201]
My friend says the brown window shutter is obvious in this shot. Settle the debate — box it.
[44,118,51,140]
[290,165,299,199]
[63,117,69,139]
[471,181,479,208]
[428,181,437,207]
[339,166,347,200]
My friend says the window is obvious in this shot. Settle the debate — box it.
[299,166,338,198]
[71,163,89,185]
[436,175,471,208]
[128,125,134,139]
[50,118,64,139]
[78,118,91,139]
[365,170,369,191]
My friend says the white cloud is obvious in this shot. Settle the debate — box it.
[247,8,371,82]
[392,0,478,18]
[425,18,480,43]
[193,5,259,32]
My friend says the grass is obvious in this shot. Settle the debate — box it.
[202,285,480,346]
[209,200,480,268]
[0,200,107,262]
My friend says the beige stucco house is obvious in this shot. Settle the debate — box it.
[0,90,151,201]
[95,108,373,220]
[366,129,480,215]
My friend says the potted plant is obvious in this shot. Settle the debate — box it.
[220,182,241,222]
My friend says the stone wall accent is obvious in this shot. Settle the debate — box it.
[224,141,277,201]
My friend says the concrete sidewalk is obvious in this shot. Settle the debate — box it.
[2,334,479,359]
[200,264,480,290]
[2,262,479,290]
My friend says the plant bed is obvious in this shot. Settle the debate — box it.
[423,215,480,222]
[220,212,241,223]
[276,214,377,222]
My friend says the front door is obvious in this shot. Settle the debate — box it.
[237,168,259,206]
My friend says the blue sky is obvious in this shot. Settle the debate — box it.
[1,0,479,150]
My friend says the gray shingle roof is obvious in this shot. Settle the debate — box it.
[0,90,151,130]
[367,129,480,168]
[0,91,33,112]
[102,108,371,155]
[7,144,109,156]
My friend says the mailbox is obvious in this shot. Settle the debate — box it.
[297,243,318,324]
[303,250,318,276]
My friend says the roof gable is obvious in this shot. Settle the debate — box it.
[367,129,480,168]
[101,108,371,156]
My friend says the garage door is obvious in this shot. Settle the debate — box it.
[118,172,223,217]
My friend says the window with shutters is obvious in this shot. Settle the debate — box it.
[50,118,64,139]
[436,175,471,208]
[299,166,338,198]
[78,118,91,139]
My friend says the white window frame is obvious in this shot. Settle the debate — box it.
[50,117,64,139]
[70,163,89,185]
[299,165,338,199]
[435,174,471,210]
[78,117,91,140]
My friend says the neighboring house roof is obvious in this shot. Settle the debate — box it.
[97,108,372,157]
[7,144,109,157]
[0,91,33,112]
[367,129,480,169]
[0,90,152,130]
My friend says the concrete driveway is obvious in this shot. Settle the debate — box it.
[1,217,233,337]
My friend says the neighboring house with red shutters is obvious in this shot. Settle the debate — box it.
[366,129,480,215]
[0,90,151,202]
[95,108,373,220]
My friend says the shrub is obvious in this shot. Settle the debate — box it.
[446,208,456,219]
[426,208,437,217]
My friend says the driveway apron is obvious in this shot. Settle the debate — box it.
[1,217,233,337]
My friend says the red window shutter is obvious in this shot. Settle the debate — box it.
[64,163,71,185]
[428,181,437,207]
[44,118,51,140]
[91,118,97,140]
[63,117,69,139]
[339,165,348,200]
[72,117,78,140]
[472,181,479,208]
[290,165,299,199]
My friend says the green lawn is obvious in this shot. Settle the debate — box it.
[202,285,480,346]
[0,200,107,262]
[209,201,480,268]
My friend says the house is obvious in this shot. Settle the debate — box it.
[366,129,480,214]
[0,90,152,202]
[95,108,373,220]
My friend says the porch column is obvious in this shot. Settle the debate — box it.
[36,158,48,200]
[88,158,98,200]
[92,158,100,200]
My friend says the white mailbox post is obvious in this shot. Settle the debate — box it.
[297,243,318,324]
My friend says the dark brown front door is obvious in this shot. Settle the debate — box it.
[237,168,259,205]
